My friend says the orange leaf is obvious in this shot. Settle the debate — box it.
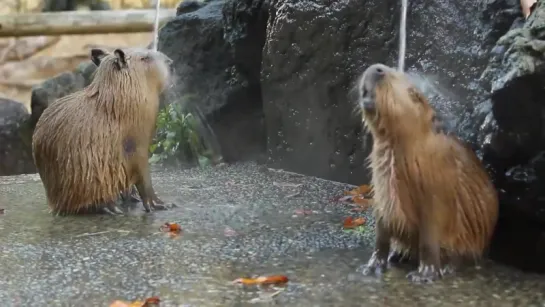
[143,296,161,306]
[233,275,289,285]
[352,195,369,205]
[521,0,537,19]
[159,222,182,233]
[109,300,144,307]
[343,217,366,229]
[109,297,160,307]
[344,184,372,196]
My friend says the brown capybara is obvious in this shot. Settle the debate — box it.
[357,63,499,283]
[32,47,173,215]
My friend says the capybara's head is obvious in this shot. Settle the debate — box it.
[90,47,173,93]
[357,63,436,137]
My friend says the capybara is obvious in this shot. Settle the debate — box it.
[357,63,499,283]
[32,47,173,215]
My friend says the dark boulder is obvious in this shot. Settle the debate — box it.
[0,98,35,176]
[30,61,96,129]
[478,0,545,273]
[159,0,269,163]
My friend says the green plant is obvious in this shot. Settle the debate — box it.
[149,96,211,167]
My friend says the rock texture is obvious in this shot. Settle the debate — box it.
[261,0,495,184]
[159,0,269,163]
[30,61,97,128]
[478,0,545,273]
[0,98,35,176]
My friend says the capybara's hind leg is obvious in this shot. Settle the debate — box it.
[134,158,167,212]
[388,250,418,266]
[101,202,124,215]
[120,185,141,203]
[363,220,391,276]
[406,223,442,283]
[440,254,460,277]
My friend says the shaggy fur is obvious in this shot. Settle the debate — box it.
[32,47,173,215]
[358,64,499,283]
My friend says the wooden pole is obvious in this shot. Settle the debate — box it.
[0,9,177,37]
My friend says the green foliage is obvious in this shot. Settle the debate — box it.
[149,97,212,167]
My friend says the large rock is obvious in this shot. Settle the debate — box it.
[30,61,97,128]
[0,98,35,176]
[477,1,545,272]
[261,0,498,184]
[158,0,269,163]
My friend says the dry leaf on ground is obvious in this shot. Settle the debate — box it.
[343,217,366,229]
[159,222,182,234]
[294,209,313,216]
[109,296,160,307]
[0,208,4,215]
[521,0,537,19]
[233,275,289,286]
[344,184,372,196]
[224,226,238,237]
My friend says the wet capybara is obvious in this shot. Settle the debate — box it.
[357,63,499,283]
[32,47,173,215]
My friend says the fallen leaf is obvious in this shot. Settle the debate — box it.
[109,296,160,307]
[294,209,313,216]
[143,296,161,307]
[159,222,182,234]
[233,275,289,286]
[224,226,238,237]
[344,184,372,196]
[343,217,366,229]
[0,208,4,215]
[521,0,537,19]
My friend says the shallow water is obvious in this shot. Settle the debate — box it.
[0,162,544,306]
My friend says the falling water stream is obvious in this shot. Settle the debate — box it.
[152,0,162,51]
[398,0,408,72]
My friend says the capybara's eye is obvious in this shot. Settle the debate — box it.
[361,88,368,98]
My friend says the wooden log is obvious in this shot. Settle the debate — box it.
[0,9,176,37]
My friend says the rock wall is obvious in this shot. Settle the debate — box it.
[159,0,269,163]
[0,98,35,176]
[478,0,545,272]
[262,0,495,183]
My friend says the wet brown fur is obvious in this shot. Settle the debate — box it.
[32,47,172,215]
[359,64,499,278]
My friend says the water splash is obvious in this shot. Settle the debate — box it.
[152,0,162,51]
[398,0,408,72]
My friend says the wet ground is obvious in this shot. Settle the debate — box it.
[0,162,544,307]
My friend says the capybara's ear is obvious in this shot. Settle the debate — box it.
[113,49,127,69]
[90,49,108,67]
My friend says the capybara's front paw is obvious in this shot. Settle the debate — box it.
[406,263,441,284]
[362,251,388,276]
[142,195,168,212]
[387,250,416,266]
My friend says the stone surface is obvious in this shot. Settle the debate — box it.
[30,61,97,129]
[0,98,35,176]
[476,0,545,272]
[159,0,269,163]
[261,0,497,184]
[1,162,545,306]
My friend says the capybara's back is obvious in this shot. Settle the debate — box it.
[32,48,173,215]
